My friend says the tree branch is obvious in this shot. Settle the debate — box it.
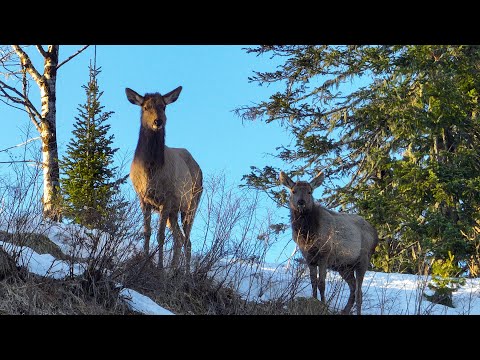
[36,45,48,58]
[57,45,90,70]
[0,97,29,113]
[12,45,43,85]
[0,137,41,153]
[0,79,42,132]
[21,67,40,131]
[0,160,40,165]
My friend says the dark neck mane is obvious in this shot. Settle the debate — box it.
[291,207,318,240]
[134,127,165,168]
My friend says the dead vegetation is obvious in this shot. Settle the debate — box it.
[0,159,339,315]
[0,247,134,315]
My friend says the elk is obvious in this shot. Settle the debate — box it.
[279,171,378,315]
[126,86,203,273]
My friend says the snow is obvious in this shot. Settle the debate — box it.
[120,288,173,315]
[0,240,172,316]
[2,226,480,315]
[0,240,83,279]
[209,258,480,315]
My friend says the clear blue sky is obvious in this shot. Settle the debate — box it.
[1,45,297,262]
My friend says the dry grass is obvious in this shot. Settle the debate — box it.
[0,158,342,315]
[119,253,242,315]
[0,248,135,315]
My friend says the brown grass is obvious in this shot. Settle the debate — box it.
[0,247,136,315]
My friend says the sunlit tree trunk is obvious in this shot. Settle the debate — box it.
[1,45,89,221]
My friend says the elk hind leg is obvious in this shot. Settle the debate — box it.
[308,264,318,299]
[354,262,368,315]
[338,266,356,315]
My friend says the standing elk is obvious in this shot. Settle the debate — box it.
[279,171,378,314]
[126,86,202,273]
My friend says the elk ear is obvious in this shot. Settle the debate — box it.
[163,86,182,105]
[310,171,325,189]
[125,88,144,106]
[279,171,295,189]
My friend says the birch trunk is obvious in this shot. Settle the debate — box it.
[40,46,60,221]
[3,45,89,221]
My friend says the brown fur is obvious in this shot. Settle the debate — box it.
[279,171,378,315]
[126,87,203,273]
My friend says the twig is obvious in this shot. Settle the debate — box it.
[0,79,42,132]
[56,45,90,70]
[12,45,43,85]
[36,45,48,58]
[0,160,40,164]
[0,137,41,153]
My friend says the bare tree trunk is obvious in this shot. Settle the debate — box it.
[1,45,89,221]
[39,46,60,220]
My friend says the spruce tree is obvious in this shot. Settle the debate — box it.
[60,62,126,230]
[236,45,480,276]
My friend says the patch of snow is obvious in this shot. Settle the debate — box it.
[0,240,173,315]
[120,288,174,315]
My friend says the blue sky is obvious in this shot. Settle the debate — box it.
[1,45,298,262]
[2,46,292,180]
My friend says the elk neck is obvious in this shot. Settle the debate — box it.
[134,126,166,169]
[290,207,318,241]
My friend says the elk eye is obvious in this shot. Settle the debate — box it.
[308,191,311,194]
[292,190,296,194]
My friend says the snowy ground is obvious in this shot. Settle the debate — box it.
[0,240,173,315]
[211,259,480,315]
[1,220,479,315]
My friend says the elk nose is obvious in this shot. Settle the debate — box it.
[298,200,306,206]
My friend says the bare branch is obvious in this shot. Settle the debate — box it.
[36,45,48,58]
[12,45,43,85]
[0,137,41,153]
[0,79,42,132]
[57,45,90,70]
[0,97,29,113]
[21,67,40,132]
[12,45,43,86]
[0,160,40,164]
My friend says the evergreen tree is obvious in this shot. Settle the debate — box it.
[60,62,127,230]
[236,45,480,276]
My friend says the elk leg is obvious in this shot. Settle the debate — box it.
[180,211,192,274]
[157,213,167,270]
[308,264,318,299]
[169,213,185,270]
[338,267,356,315]
[317,261,328,304]
[354,263,368,315]
[140,202,152,255]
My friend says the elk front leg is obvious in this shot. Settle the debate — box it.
[140,202,152,255]
[169,213,185,270]
[157,213,167,269]
[308,264,318,299]
[317,260,328,304]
